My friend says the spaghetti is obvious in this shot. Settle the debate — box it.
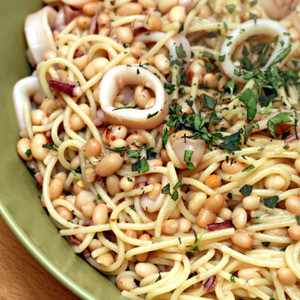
[14,0,300,299]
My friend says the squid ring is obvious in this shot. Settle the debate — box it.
[99,65,169,129]
[25,6,57,65]
[220,19,291,82]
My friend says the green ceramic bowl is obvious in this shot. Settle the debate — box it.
[0,1,123,299]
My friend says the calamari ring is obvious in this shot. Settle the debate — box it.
[13,76,41,130]
[220,19,291,82]
[25,6,57,65]
[99,65,169,130]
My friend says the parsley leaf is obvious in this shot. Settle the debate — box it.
[132,157,149,173]
[186,229,204,255]
[269,46,291,67]
[164,82,176,94]
[162,183,170,194]
[171,177,183,200]
[147,111,158,119]
[42,144,58,151]
[219,131,242,153]
[239,184,253,197]
[267,112,291,138]
[155,273,162,282]
[261,242,271,247]
[219,55,225,62]
[173,177,182,190]
[230,275,236,283]
[25,149,31,158]
[239,88,257,122]
[201,94,217,110]
[140,157,149,173]
[242,164,255,172]
[263,196,279,208]
[175,44,187,58]
[224,78,235,95]
[106,146,130,152]
[226,4,236,14]
[296,216,300,225]
[206,31,217,39]
[243,125,253,144]
[162,128,169,149]
[127,150,140,158]
[112,106,134,111]
[184,150,194,170]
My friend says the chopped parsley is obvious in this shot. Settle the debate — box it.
[155,273,162,282]
[224,78,235,95]
[219,131,242,153]
[250,12,257,24]
[162,128,169,148]
[269,46,291,67]
[239,184,253,197]
[112,106,135,111]
[25,149,31,158]
[184,150,194,170]
[263,196,279,208]
[147,111,158,119]
[42,143,58,151]
[296,216,300,225]
[162,183,170,194]
[186,229,204,255]
[230,275,236,283]
[201,94,217,110]
[242,164,255,172]
[175,43,187,58]
[172,177,182,200]
[164,82,176,94]
[238,88,258,122]
[106,146,130,152]
[243,125,253,144]
[226,4,236,14]
[132,157,149,173]
[267,112,292,138]
[261,242,271,247]
[162,177,182,200]
[206,31,218,39]
[219,55,225,62]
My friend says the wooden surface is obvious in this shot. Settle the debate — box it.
[0,217,79,300]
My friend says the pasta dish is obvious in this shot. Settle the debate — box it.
[14,0,300,299]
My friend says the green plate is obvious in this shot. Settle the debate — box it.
[0,1,123,299]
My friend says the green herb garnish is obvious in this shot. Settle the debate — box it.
[267,112,291,138]
[25,149,31,158]
[147,111,158,119]
[201,94,216,110]
[239,184,253,197]
[226,4,236,14]
[242,164,255,172]
[239,88,257,121]
[112,106,135,111]
[261,242,271,247]
[263,196,279,208]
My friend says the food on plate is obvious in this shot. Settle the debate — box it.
[15,0,300,299]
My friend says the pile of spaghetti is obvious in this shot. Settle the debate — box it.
[15,0,300,299]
